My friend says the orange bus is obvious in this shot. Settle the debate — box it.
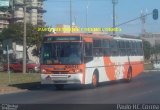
[40,33,144,89]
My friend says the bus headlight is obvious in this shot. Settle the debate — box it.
[73,69,83,73]
[41,69,47,74]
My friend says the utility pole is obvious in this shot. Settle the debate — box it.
[140,10,147,37]
[23,0,27,74]
[11,0,14,24]
[70,0,72,33]
[7,45,11,84]
[74,16,77,25]
[112,0,118,36]
[86,0,89,31]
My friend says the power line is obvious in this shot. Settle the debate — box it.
[70,0,72,33]
[49,0,111,2]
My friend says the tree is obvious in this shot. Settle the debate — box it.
[150,43,160,61]
[0,23,49,58]
[28,25,50,57]
[143,40,152,60]
[0,23,23,44]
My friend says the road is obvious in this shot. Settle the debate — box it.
[0,71,160,104]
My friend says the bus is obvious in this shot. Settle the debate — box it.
[40,33,144,89]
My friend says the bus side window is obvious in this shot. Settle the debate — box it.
[93,39,103,56]
[102,40,109,48]
[129,41,132,56]
[93,48,99,56]
[93,39,102,47]
[131,41,135,56]
[84,43,92,56]
[133,41,137,56]
[140,42,143,55]
[109,40,119,56]
[118,40,124,56]
[136,42,139,56]
[103,40,110,56]
[126,41,130,56]
[112,40,118,56]
[84,43,93,63]
[137,41,140,56]
[123,41,127,56]
[137,42,143,56]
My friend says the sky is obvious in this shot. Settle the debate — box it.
[44,0,160,36]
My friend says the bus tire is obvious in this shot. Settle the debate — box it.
[55,84,64,90]
[125,67,132,82]
[91,71,99,88]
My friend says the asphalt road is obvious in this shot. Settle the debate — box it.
[0,71,160,104]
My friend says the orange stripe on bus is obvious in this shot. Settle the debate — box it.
[103,57,116,80]
[103,57,144,80]
[83,37,93,42]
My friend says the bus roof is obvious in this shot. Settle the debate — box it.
[45,33,142,41]
[114,36,142,41]
[45,33,113,39]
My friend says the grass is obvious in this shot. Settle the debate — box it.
[0,72,41,86]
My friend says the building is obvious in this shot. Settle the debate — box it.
[141,33,160,61]
[0,11,10,32]
[0,0,46,63]
[141,33,160,46]
[0,0,46,32]
[0,0,10,32]
[14,0,46,25]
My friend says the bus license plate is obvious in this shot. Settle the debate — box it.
[52,77,67,81]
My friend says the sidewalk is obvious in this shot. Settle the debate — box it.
[0,86,27,95]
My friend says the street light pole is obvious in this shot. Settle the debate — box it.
[70,0,72,33]
[7,45,11,84]
[112,0,118,36]
[86,0,89,30]
[140,10,147,37]
[23,0,27,74]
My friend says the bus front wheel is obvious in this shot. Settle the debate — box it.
[91,72,99,88]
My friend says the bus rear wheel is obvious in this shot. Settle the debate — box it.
[125,68,132,82]
[91,72,99,88]
[55,84,64,90]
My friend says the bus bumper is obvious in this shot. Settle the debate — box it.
[41,73,83,84]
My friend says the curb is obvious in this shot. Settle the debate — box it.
[144,70,160,72]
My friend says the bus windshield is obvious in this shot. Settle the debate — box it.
[41,42,82,65]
